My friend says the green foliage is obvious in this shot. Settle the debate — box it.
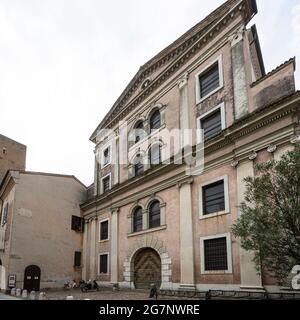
[231,145,300,283]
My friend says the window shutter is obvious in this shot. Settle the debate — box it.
[199,63,220,98]
[100,221,109,240]
[103,176,110,193]
[74,251,81,267]
[100,254,108,274]
[202,181,225,215]
[133,207,143,233]
[201,110,222,140]
[204,237,228,271]
[150,110,161,131]
[149,201,161,229]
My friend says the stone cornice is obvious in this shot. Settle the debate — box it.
[90,0,256,142]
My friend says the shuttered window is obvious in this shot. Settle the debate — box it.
[202,180,225,215]
[149,201,161,229]
[201,109,222,140]
[204,237,228,271]
[99,254,108,274]
[199,62,220,98]
[150,110,161,131]
[100,220,109,241]
[102,176,110,193]
[71,215,84,232]
[74,251,81,267]
[133,207,143,233]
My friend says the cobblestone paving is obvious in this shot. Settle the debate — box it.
[42,289,195,300]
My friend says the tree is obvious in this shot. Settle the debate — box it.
[232,145,300,283]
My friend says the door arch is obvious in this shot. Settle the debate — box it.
[24,265,41,291]
[133,248,161,289]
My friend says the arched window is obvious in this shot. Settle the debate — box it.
[134,154,144,176]
[149,143,161,166]
[133,207,143,233]
[135,121,145,144]
[149,200,161,229]
[150,110,161,131]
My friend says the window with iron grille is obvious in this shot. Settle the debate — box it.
[100,220,109,241]
[150,110,161,131]
[201,109,222,140]
[71,215,84,232]
[74,251,81,267]
[99,254,108,274]
[149,201,160,229]
[133,207,143,233]
[134,156,144,176]
[103,147,111,166]
[199,62,220,99]
[102,176,110,193]
[204,237,228,271]
[149,144,161,166]
[202,180,225,215]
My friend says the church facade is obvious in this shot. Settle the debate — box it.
[81,0,300,292]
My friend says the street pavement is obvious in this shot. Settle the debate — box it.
[0,292,20,300]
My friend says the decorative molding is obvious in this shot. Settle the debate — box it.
[231,159,239,168]
[248,151,258,161]
[229,25,245,47]
[177,72,189,90]
[290,135,300,144]
[177,177,194,189]
[267,144,277,153]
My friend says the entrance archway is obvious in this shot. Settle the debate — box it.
[24,265,41,291]
[133,248,161,289]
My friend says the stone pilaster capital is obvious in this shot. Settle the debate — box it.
[110,207,119,215]
[229,25,245,47]
[248,151,258,161]
[267,144,277,153]
[177,177,194,189]
[290,135,300,144]
[231,159,239,168]
[177,72,189,89]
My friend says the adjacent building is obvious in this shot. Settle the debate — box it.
[0,171,86,291]
[81,0,300,292]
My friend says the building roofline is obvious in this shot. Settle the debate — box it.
[0,134,27,149]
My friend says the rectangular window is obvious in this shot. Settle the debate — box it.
[201,109,222,140]
[204,237,228,271]
[103,147,111,166]
[1,203,9,226]
[199,62,220,99]
[71,215,84,232]
[99,254,108,274]
[74,251,81,267]
[102,176,111,193]
[100,220,109,241]
[202,180,225,215]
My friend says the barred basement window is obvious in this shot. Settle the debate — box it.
[74,251,81,267]
[201,109,222,140]
[149,201,160,229]
[199,62,219,99]
[71,215,84,232]
[204,237,228,271]
[102,175,111,193]
[150,110,161,131]
[100,220,109,241]
[133,207,143,233]
[99,254,108,274]
[202,180,225,215]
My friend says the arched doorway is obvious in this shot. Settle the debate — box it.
[24,265,41,291]
[133,248,161,289]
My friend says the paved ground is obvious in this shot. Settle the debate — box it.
[0,292,20,300]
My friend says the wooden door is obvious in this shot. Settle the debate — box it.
[134,248,161,289]
[24,265,41,291]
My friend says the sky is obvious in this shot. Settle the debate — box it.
[0,0,299,186]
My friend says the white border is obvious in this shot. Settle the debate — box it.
[98,252,110,275]
[101,142,112,169]
[98,218,110,242]
[100,173,112,194]
[196,102,226,143]
[199,175,230,220]
[195,55,224,104]
[200,232,233,274]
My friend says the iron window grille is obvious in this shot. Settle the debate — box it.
[150,110,161,131]
[99,254,108,274]
[102,176,111,193]
[100,220,109,241]
[204,237,228,271]
[199,62,220,99]
[149,201,161,229]
[202,180,225,215]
